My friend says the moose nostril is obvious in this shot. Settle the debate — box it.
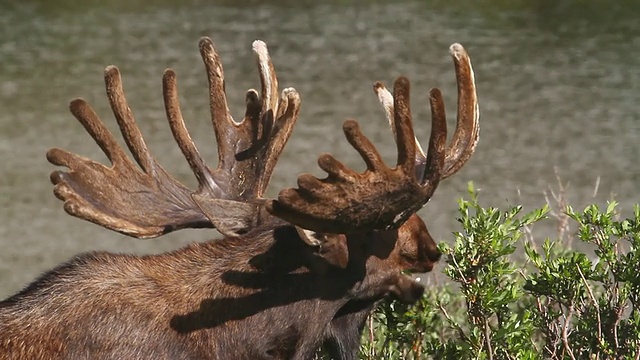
[434,250,442,261]
[427,248,442,262]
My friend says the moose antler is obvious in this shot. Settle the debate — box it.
[266,43,478,234]
[48,39,477,240]
[48,37,300,238]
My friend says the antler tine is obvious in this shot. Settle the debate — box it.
[162,69,221,197]
[104,66,153,173]
[374,81,427,178]
[443,43,479,178]
[393,76,447,208]
[423,87,448,186]
[198,37,237,175]
[391,77,416,174]
[254,40,279,121]
[260,89,301,186]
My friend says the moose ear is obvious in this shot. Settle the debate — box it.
[295,227,349,269]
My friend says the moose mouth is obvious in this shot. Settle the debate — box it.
[391,274,426,304]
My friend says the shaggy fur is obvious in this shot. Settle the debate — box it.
[0,216,439,359]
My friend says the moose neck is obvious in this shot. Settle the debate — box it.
[154,223,373,358]
[153,222,361,333]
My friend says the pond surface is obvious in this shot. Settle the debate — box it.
[0,0,639,298]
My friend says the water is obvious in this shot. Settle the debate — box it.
[0,0,638,298]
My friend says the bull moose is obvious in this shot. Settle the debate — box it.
[0,37,478,359]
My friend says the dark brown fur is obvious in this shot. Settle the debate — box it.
[0,215,439,360]
[321,215,441,360]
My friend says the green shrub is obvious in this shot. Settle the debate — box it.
[353,183,640,360]
[524,202,640,359]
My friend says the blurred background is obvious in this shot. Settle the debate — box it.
[0,0,638,298]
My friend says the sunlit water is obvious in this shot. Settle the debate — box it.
[0,0,638,298]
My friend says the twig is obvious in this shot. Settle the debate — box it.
[537,297,561,359]
[412,332,423,360]
[368,315,374,359]
[522,224,535,249]
[543,167,572,247]
[484,317,494,360]
[611,287,625,354]
[592,175,601,198]
[451,253,470,287]
[439,302,470,343]
[562,304,577,360]
[576,264,602,358]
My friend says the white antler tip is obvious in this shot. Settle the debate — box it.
[282,87,299,99]
[252,40,269,56]
[374,83,394,108]
[373,81,386,93]
[449,43,467,59]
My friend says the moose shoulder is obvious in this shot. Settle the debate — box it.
[0,37,478,359]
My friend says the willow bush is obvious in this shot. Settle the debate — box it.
[319,183,640,359]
